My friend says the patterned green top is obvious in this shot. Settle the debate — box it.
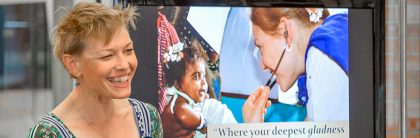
[27,98,163,138]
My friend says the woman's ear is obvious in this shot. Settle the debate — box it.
[62,54,81,78]
[279,17,293,48]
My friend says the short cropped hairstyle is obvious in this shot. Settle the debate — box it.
[53,2,137,65]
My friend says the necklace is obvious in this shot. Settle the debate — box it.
[68,95,114,138]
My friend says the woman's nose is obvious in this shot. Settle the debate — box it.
[115,55,130,71]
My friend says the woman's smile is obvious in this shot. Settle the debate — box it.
[107,74,131,88]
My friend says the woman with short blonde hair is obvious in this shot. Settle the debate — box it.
[28,2,163,138]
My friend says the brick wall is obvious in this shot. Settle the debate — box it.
[385,0,420,138]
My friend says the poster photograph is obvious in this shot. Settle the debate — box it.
[135,6,349,138]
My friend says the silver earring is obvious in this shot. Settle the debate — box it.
[285,43,293,52]
[284,31,292,52]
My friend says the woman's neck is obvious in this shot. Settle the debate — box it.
[291,20,323,75]
[295,23,322,56]
[68,86,118,123]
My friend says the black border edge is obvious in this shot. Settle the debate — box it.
[373,0,386,137]
[118,0,376,8]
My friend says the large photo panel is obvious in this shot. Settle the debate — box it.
[132,6,349,138]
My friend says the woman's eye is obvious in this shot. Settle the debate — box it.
[101,55,112,60]
[125,48,133,54]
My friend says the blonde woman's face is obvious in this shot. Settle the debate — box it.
[77,28,138,99]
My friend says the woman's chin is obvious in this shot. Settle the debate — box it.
[112,89,131,99]
[277,78,292,92]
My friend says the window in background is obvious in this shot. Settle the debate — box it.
[0,3,52,138]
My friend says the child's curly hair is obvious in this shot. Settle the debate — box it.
[164,38,208,87]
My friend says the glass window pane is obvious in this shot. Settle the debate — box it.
[0,3,52,138]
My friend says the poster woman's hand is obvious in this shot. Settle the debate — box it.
[242,86,271,123]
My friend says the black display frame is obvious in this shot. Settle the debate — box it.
[121,0,386,137]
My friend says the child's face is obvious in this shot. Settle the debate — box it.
[179,60,207,103]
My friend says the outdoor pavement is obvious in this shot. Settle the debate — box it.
[0,89,53,138]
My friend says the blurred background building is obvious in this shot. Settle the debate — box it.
[0,0,417,137]
[385,0,419,137]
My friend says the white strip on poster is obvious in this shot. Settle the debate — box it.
[208,121,349,138]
